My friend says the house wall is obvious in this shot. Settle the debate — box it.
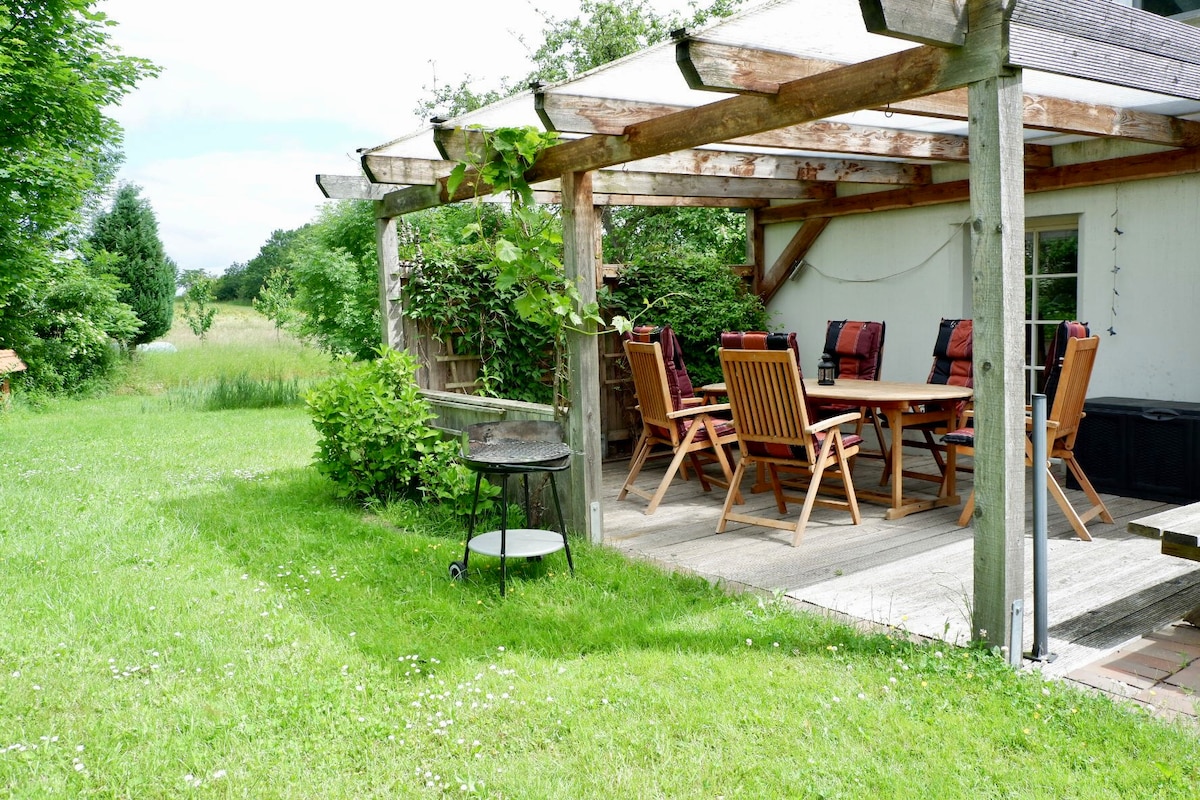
[765,172,1200,404]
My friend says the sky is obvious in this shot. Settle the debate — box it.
[98,0,563,274]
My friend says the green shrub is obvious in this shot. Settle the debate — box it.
[305,348,480,507]
[607,254,770,387]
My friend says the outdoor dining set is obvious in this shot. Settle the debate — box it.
[618,318,1112,547]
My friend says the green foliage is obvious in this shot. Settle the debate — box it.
[608,254,770,386]
[179,270,218,340]
[231,226,308,302]
[412,75,509,123]
[87,184,176,344]
[251,267,296,335]
[305,348,477,506]
[13,251,142,394]
[405,254,558,403]
[527,0,745,85]
[264,201,379,359]
[603,206,747,266]
[6,386,1200,795]
[212,260,246,301]
[447,126,610,407]
[0,0,158,393]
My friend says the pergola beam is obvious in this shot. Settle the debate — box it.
[361,156,454,186]
[678,38,1200,148]
[316,174,392,200]
[860,0,968,47]
[535,91,1056,164]
[757,145,1200,223]
[378,43,1001,218]
[367,148,928,188]
[863,0,1200,99]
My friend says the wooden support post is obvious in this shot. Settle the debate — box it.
[375,211,404,351]
[562,171,603,542]
[968,37,1027,653]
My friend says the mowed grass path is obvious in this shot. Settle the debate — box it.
[1,307,1198,798]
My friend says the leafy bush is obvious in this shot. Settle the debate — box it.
[607,253,770,387]
[12,256,143,395]
[305,348,479,507]
[250,202,380,360]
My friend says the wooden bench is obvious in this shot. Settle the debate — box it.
[1129,502,1200,563]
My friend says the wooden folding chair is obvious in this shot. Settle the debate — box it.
[619,339,738,514]
[716,346,862,546]
[947,334,1114,540]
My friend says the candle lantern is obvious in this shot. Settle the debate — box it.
[817,352,836,385]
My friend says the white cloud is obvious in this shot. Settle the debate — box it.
[123,148,356,272]
[95,0,701,271]
[98,0,547,271]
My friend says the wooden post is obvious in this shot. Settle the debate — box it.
[375,211,404,351]
[967,3,1026,656]
[561,171,603,542]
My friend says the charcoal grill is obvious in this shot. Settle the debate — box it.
[452,421,574,596]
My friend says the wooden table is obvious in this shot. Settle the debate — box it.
[1129,502,1200,562]
[701,378,973,520]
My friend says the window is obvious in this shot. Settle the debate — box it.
[1132,0,1200,20]
[1025,218,1079,401]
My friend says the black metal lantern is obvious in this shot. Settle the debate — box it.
[817,352,836,385]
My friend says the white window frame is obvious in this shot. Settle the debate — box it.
[1025,215,1081,402]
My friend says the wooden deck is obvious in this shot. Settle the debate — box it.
[601,443,1200,680]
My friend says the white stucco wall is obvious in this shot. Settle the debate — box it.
[765,174,1200,404]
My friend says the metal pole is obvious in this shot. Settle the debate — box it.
[1028,393,1055,662]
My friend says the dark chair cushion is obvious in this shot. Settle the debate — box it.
[824,320,885,381]
[628,324,695,409]
[928,318,974,388]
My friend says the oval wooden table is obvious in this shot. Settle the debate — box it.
[701,379,973,520]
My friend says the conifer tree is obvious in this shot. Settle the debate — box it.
[88,185,177,344]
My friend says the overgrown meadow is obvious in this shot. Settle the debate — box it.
[1,305,1197,798]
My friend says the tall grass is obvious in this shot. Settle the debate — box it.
[165,373,308,410]
[121,301,334,397]
[1,306,1198,798]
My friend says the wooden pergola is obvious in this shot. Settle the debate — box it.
[317,0,1200,650]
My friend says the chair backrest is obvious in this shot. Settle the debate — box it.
[1042,320,1089,406]
[824,320,885,381]
[720,331,819,446]
[627,324,694,406]
[1047,334,1100,447]
[719,346,817,463]
[927,318,974,388]
[623,339,684,443]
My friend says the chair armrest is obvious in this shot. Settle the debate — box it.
[667,402,731,420]
[809,410,861,433]
[680,396,705,407]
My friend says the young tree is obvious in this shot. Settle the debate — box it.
[179,269,218,341]
[0,0,158,391]
[88,184,177,345]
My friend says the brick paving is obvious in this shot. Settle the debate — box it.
[1067,621,1200,720]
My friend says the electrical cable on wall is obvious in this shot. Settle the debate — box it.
[799,217,970,284]
[1108,185,1123,336]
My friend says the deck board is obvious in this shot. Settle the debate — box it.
[601,451,1200,678]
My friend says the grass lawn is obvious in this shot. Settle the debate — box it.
[1,307,1198,798]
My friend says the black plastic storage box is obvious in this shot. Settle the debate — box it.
[1069,397,1200,503]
